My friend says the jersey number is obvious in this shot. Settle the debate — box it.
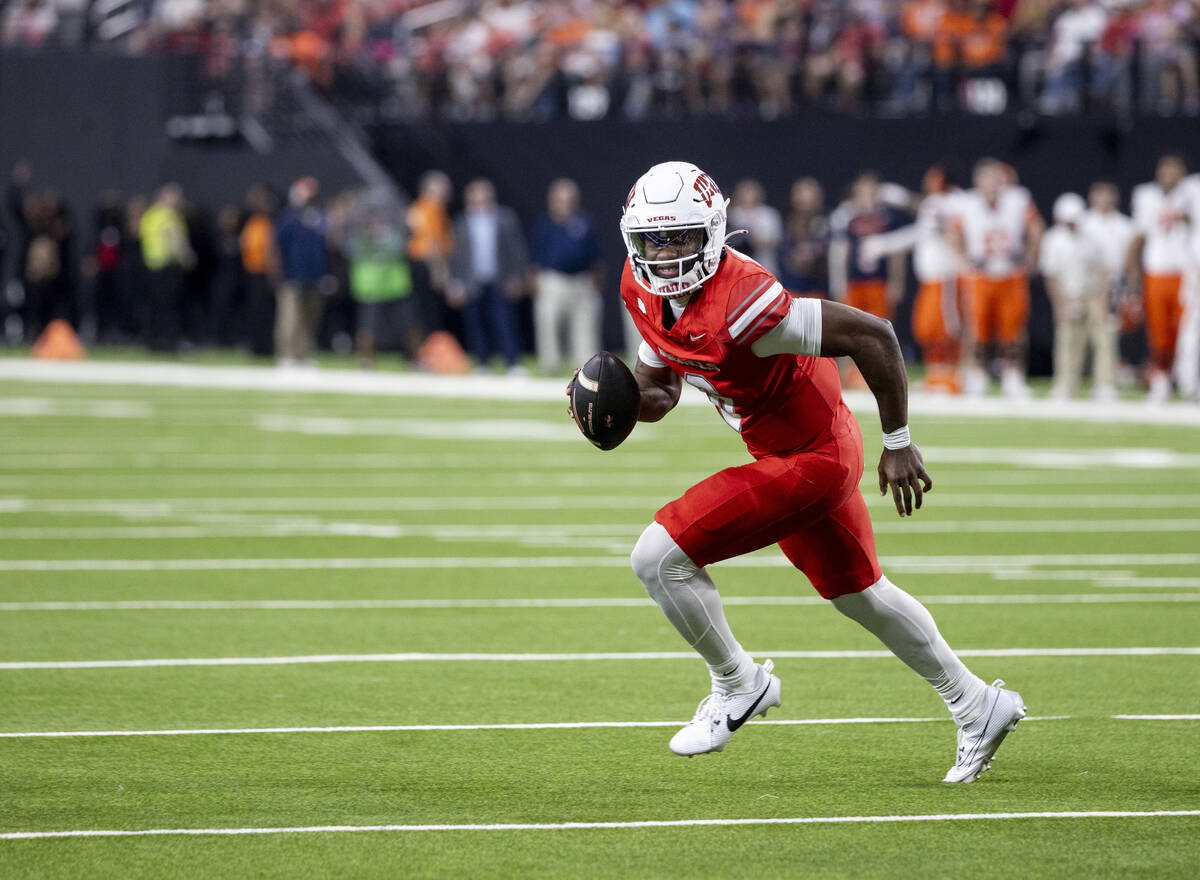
[685,373,743,433]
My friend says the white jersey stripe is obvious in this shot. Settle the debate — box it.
[736,292,790,345]
[726,278,775,324]
[729,282,785,339]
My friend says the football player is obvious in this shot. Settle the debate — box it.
[1128,155,1193,403]
[613,161,1024,782]
[950,158,1044,399]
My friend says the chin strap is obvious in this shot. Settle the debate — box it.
[724,229,749,243]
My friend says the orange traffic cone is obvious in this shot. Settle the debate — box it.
[417,330,472,374]
[31,319,86,360]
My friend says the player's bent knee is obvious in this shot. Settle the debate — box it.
[630,521,672,589]
[631,521,697,599]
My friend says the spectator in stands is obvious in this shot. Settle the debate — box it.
[529,177,600,375]
[240,184,276,357]
[727,178,783,278]
[933,0,1009,112]
[777,177,830,297]
[1138,0,1200,116]
[345,197,419,368]
[447,178,528,374]
[139,182,193,352]
[2,0,58,47]
[1039,0,1107,115]
[894,0,946,114]
[1091,0,1138,116]
[1040,192,1113,400]
[273,176,328,367]
[406,170,454,335]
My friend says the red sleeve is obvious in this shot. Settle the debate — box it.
[724,274,790,347]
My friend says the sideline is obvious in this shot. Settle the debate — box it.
[3,359,1200,425]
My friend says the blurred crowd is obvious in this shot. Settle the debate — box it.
[5,153,1200,402]
[3,0,1200,119]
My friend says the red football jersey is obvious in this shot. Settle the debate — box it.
[623,247,852,459]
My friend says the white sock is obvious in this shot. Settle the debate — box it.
[832,575,989,724]
[631,522,757,694]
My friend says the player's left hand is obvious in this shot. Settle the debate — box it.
[878,444,932,517]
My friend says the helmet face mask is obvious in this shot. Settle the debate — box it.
[621,162,728,298]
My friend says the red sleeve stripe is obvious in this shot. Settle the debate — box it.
[729,282,785,340]
[732,289,790,344]
[726,278,776,326]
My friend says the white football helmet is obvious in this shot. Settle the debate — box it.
[620,161,728,298]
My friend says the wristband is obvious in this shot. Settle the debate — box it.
[882,425,911,450]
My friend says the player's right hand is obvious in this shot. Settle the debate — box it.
[566,369,579,420]
[878,444,933,518]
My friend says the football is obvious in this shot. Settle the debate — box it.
[569,351,640,450]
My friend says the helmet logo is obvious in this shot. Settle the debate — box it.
[693,173,720,208]
[624,185,636,209]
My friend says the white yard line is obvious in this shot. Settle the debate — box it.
[0,453,687,470]
[0,717,954,738]
[0,496,668,514]
[1093,577,1200,588]
[7,358,1200,425]
[3,811,1198,840]
[2,647,1196,671]
[3,552,1200,573]
[3,493,1200,516]
[1,593,1197,613]
[0,470,1190,489]
[0,716,1092,740]
[2,519,1198,541]
[4,713,1192,741]
[0,397,152,418]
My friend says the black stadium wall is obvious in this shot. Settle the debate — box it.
[4,51,1200,369]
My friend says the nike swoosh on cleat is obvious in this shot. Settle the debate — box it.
[726,679,773,732]
[689,333,706,341]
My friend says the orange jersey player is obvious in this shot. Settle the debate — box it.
[608,161,1025,781]
[951,158,1044,398]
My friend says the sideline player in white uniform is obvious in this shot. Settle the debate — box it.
[860,164,967,393]
[951,159,1044,398]
[1175,172,1200,400]
[1128,155,1193,402]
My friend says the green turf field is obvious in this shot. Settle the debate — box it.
[0,373,1197,878]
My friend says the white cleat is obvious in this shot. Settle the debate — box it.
[669,660,781,757]
[1001,368,1032,400]
[943,679,1026,783]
